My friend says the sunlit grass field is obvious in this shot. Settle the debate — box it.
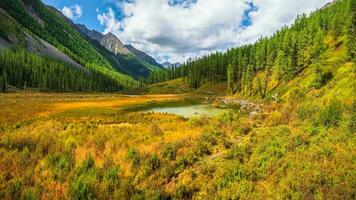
[0,88,354,199]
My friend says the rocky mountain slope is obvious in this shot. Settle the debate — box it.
[100,33,131,55]
[0,0,164,90]
[74,24,164,77]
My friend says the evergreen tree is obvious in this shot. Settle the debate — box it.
[227,64,234,95]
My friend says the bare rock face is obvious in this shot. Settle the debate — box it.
[100,33,130,55]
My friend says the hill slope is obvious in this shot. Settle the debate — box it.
[75,24,164,78]
[125,44,164,69]
[0,0,163,91]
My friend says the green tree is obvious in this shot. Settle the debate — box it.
[227,64,234,95]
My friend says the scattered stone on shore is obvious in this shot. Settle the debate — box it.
[207,97,262,116]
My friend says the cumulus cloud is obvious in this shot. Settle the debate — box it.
[62,5,82,20]
[98,7,122,34]
[98,0,332,63]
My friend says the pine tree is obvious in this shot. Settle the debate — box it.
[227,64,234,95]
[311,29,326,60]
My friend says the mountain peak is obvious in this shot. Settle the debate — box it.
[101,32,130,55]
[104,32,116,38]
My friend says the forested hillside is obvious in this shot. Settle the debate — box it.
[0,0,164,92]
[0,49,125,92]
[149,0,355,98]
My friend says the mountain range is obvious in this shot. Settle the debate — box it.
[0,0,163,88]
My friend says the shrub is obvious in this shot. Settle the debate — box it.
[218,111,236,125]
[78,155,95,175]
[46,152,74,181]
[267,111,284,126]
[69,173,97,200]
[147,155,160,171]
[237,122,253,136]
[162,163,176,179]
[298,103,317,121]
[195,142,211,157]
[175,156,189,170]
[175,184,192,199]
[9,180,21,199]
[103,166,120,194]
[161,144,177,160]
[201,130,221,146]
[216,166,247,190]
[126,148,140,167]
[187,117,205,127]
[226,144,252,163]
[312,66,333,89]
[68,155,97,200]
[317,100,343,128]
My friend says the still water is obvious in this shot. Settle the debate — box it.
[144,104,229,118]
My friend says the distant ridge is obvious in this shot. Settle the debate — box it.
[162,62,182,68]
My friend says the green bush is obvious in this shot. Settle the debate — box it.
[226,143,252,163]
[102,166,120,194]
[312,66,333,89]
[298,103,318,121]
[69,174,97,200]
[126,148,140,167]
[46,152,74,181]
[9,179,21,199]
[218,111,236,125]
[216,165,247,190]
[348,101,356,132]
[175,184,192,199]
[161,144,177,160]
[195,142,211,157]
[317,100,343,128]
[68,155,97,200]
[187,117,205,127]
[147,155,160,171]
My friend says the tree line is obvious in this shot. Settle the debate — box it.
[146,0,354,97]
[0,48,130,92]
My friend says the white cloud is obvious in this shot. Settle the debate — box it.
[62,5,82,20]
[98,7,122,35]
[98,0,332,63]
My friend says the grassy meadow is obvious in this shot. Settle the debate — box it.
[0,81,355,199]
[0,36,355,199]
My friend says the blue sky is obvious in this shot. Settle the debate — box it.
[42,0,331,63]
[43,0,116,32]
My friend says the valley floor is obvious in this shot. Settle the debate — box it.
[0,92,354,199]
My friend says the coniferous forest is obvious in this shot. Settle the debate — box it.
[148,0,355,97]
[0,49,127,92]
